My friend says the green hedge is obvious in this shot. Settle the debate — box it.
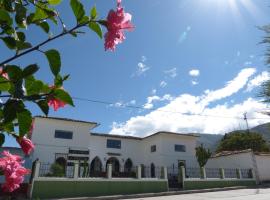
[31,179,168,199]
[184,180,256,190]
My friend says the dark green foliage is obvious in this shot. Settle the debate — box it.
[195,144,211,167]
[0,0,106,145]
[260,25,270,104]
[48,163,65,177]
[216,130,270,152]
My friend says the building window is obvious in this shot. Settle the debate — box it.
[67,156,89,161]
[69,149,89,155]
[107,139,121,149]
[151,145,156,152]
[55,130,73,139]
[175,144,186,152]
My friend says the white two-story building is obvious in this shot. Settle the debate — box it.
[31,116,199,177]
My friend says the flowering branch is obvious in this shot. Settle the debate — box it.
[0,20,98,66]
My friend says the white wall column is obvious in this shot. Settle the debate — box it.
[237,168,242,179]
[163,167,168,179]
[220,168,225,179]
[107,164,112,179]
[137,165,142,179]
[74,162,79,179]
[33,161,40,178]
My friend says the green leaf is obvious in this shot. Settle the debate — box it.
[15,3,27,28]
[0,76,10,91]
[70,0,85,23]
[38,21,50,33]
[23,64,39,78]
[17,109,32,137]
[48,0,62,5]
[88,22,102,39]
[5,65,23,81]
[1,37,16,49]
[0,9,12,26]
[54,89,74,106]
[3,122,14,133]
[69,31,77,37]
[25,76,44,96]
[16,41,32,51]
[32,4,56,22]
[2,0,13,12]
[45,49,61,76]
[17,32,26,42]
[0,133,5,147]
[37,100,49,116]
[3,100,24,123]
[90,6,97,19]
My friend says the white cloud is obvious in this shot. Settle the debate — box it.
[189,69,200,77]
[201,68,256,106]
[141,56,147,62]
[191,80,198,85]
[110,101,124,108]
[129,100,136,105]
[164,68,177,78]
[178,26,191,44]
[136,62,150,75]
[160,81,167,88]
[133,56,150,76]
[244,61,252,66]
[151,89,157,95]
[246,71,269,92]
[143,94,173,110]
[109,68,267,137]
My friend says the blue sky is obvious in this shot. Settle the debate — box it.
[3,0,270,146]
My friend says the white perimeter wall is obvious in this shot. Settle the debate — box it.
[206,152,254,169]
[255,155,270,182]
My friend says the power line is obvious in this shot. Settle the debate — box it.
[72,96,270,120]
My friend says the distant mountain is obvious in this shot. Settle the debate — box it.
[250,123,270,143]
[195,123,270,153]
[196,133,223,152]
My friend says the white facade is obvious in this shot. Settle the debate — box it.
[206,150,270,183]
[31,116,199,172]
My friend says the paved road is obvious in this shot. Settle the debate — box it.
[121,188,270,200]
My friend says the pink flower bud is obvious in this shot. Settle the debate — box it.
[16,137,35,156]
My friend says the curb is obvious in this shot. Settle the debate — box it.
[57,186,250,200]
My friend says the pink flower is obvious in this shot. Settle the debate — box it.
[104,0,134,51]
[47,86,67,111]
[16,137,35,156]
[0,67,9,79]
[0,151,30,193]
[48,98,66,111]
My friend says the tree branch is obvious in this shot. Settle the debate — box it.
[0,21,93,66]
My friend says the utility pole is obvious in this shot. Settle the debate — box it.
[243,112,250,133]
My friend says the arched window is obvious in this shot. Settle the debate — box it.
[151,163,155,178]
[124,158,133,172]
[90,156,102,172]
[106,157,120,173]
